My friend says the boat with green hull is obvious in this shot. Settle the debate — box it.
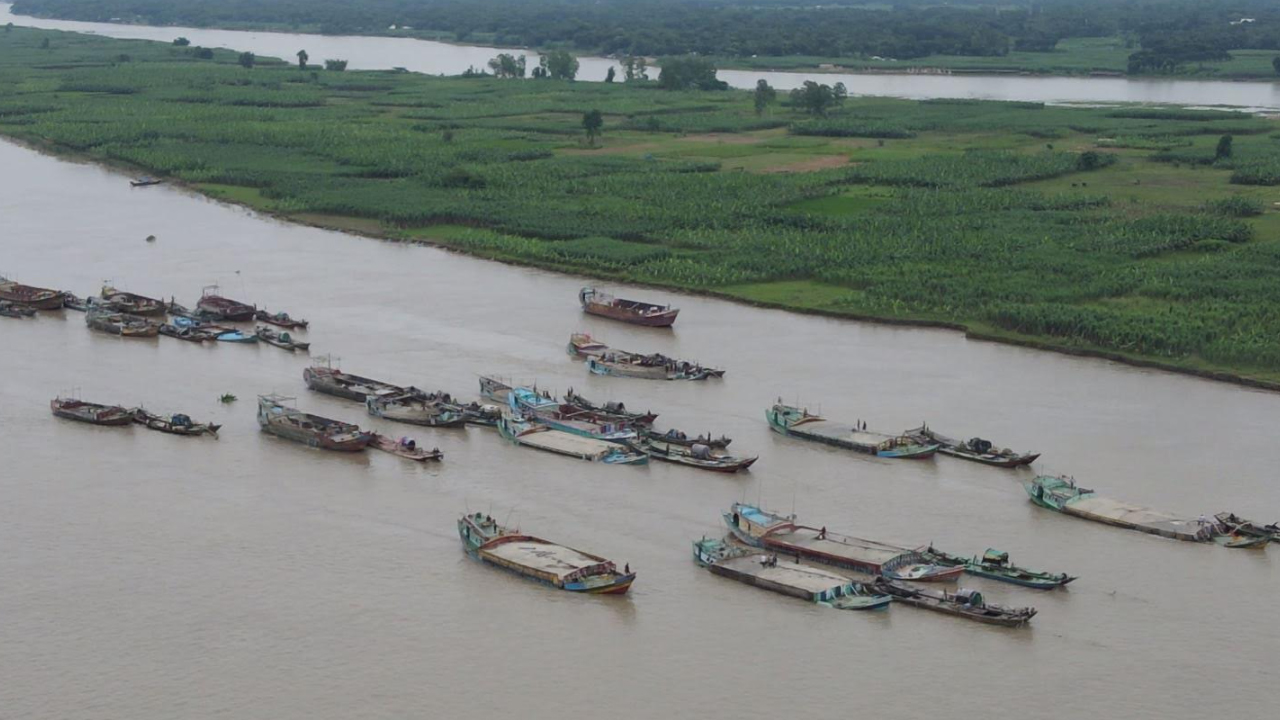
[921,547,1075,589]
[1024,476,1214,542]
[458,512,635,594]
[693,537,891,611]
[766,403,937,459]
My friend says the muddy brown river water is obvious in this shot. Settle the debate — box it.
[1,137,1277,718]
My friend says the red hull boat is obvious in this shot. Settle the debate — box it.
[579,287,678,327]
[0,277,65,310]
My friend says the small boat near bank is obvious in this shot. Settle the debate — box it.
[767,403,938,459]
[255,309,309,329]
[724,503,963,582]
[497,415,647,464]
[86,309,159,337]
[255,325,310,352]
[196,285,255,321]
[1024,476,1214,542]
[369,433,442,462]
[905,425,1039,468]
[257,394,372,451]
[642,439,756,473]
[50,397,133,426]
[130,176,162,187]
[872,579,1037,627]
[0,277,64,310]
[459,512,636,594]
[133,408,221,437]
[99,285,166,316]
[366,390,467,427]
[580,287,679,327]
[693,537,891,611]
[921,547,1075,589]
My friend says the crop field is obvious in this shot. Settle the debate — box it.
[4,28,1280,384]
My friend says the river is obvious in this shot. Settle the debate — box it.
[1,125,1278,717]
[5,2,1280,110]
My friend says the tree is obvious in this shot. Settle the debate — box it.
[487,53,526,78]
[4,22,13,33]
[539,50,579,80]
[297,49,308,69]
[172,37,190,46]
[605,66,616,83]
[193,47,214,59]
[238,51,255,69]
[657,56,727,91]
[582,109,604,146]
[39,37,50,49]
[833,82,848,105]
[1273,56,1280,76]
[753,79,776,115]
[324,59,348,71]
[1216,135,1233,160]
[622,56,648,82]
[789,81,838,115]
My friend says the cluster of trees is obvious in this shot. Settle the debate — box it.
[483,50,578,79]
[789,81,848,116]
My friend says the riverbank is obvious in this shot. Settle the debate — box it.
[4,26,1280,392]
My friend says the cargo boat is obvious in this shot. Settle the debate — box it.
[1024,476,1214,542]
[196,285,255,321]
[872,579,1037,627]
[905,425,1039,467]
[724,503,963,582]
[256,394,372,451]
[458,512,636,594]
[642,440,756,473]
[86,309,159,337]
[579,287,679,327]
[0,301,36,318]
[304,361,403,402]
[366,390,467,427]
[255,309,309,329]
[566,332,610,358]
[369,434,442,462]
[511,387,637,442]
[693,537,891,610]
[588,354,723,381]
[99,285,166,316]
[497,415,647,464]
[50,397,134,426]
[563,388,657,426]
[133,409,221,437]
[921,547,1075,589]
[645,428,732,450]
[255,326,310,352]
[767,403,938,459]
[478,376,515,404]
[0,277,65,310]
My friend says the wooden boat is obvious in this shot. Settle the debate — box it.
[921,546,1075,589]
[196,285,255,321]
[99,285,166,316]
[642,439,757,473]
[1214,512,1279,544]
[905,425,1039,467]
[566,332,610,358]
[563,388,657,426]
[724,503,963,582]
[214,328,257,343]
[369,433,442,461]
[254,309,309,329]
[1024,476,1215,542]
[459,512,636,594]
[766,402,938,459]
[50,397,133,426]
[645,428,731,449]
[255,325,310,351]
[86,309,159,337]
[256,394,372,451]
[305,362,403,402]
[366,390,467,427]
[0,277,65,309]
[693,537,891,611]
[0,301,36,318]
[872,579,1036,627]
[462,402,502,426]
[588,354,722,381]
[579,286,679,327]
[498,415,648,464]
[159,323,218,342]
[130,176,162,187]
[478,375,515,403]
[133,408,221,436]
[510,387,637,442]
[167,302,214,321]
[1218,533,1270,549]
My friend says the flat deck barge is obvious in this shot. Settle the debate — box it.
[1025,476,1212,542]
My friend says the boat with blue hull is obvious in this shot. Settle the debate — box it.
[510,387,637,442]
[458,513,635,594]
[766,403,938,459]
[497,415,647,464]
[693,537,891,611]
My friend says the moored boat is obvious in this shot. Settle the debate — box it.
[462,402,503,426]
[0,277,65,310]
[86,309,159,337]
[643,439,757,473]
[255,325,310,351]
[724,503,963,582]
[0,301,36,318]
[766,402,938,459]
[133,408,221,437]
[159,323,218,342]
[366,390,467,427]
[563,388,657,426]
[1025,476,1216,542]
[905,425,1039,467]
[872,579,1037,627]
[50,397,134,426]
[130,176,162,187]
[511,387,637,442]
[921,546,1075,589]
[587,353,723,381]
[61,293,93,312]
[566,332,609,358]
[214,328,257,343]
[693,537,891,611]
[369,433,443,461]
[254,309,309,329]
[1214,512,1279,544]
[99,285,166,316]
[579,286,679,327]
[304,362,403,402]
[497,415,648,464]
[478,375,515,404]
[458,512,636,594]
[256,394,372,451]
[645,428,731,449]
[196,285,255,321]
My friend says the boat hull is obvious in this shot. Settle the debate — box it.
[51,400,134,426]
[0,281,65,309]
[583,304,679,327]
[767,407,938,459]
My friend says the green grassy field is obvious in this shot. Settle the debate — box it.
[4,28,1280,386]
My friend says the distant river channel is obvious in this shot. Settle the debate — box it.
[5,3,1280,110]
